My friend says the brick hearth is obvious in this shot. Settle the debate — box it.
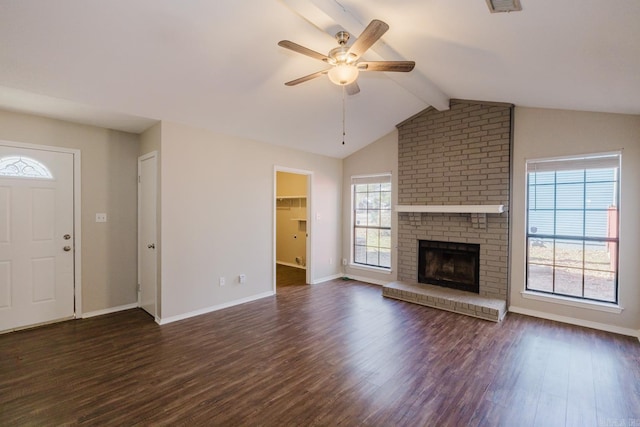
[383,281,507,322]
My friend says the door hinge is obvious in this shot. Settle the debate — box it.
[138,175,141,183]
[137,283,141,293]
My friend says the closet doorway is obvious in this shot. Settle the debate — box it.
[274,168,311,289]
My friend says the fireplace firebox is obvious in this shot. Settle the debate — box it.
[418,240,480,293]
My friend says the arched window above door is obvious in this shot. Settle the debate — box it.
[0,156,53,179]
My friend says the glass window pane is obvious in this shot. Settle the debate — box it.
[367,183,381,192]
[528,238,554,265]
[554,239,583,268]
[584,241,616,273]
[368,193,380,209]
[366,248,379,265]
[556,211,583,236]
[367,211,380,227]
[527,264,554,292]
[380,210,391,228]
[355,192,368,209]
[355,228,367,245]
[555,267,583,297]
[556,169,584,184]
[528,171,555,185]
[379,249,391,268]
[355,184,368,193]
[379,230,391,249]
[528,210,554,235]
[585,181,616,210]
[528,184,555,210]
[380,191,391,209]
[380,182,391,191]
[586,168,615,182]
[0,156,53,179]
[354,245,367,264]
[556,183,584,209]
[584,271,616,302]
[367,229,379,247]
[355,210,367,226]
[584,210,610,238]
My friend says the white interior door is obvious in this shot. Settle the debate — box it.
[138,152,157,318]
[0,146,75,332]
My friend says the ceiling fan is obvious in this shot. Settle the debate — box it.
[278,19,415,95]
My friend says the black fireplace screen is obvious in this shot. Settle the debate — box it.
[418,240,480,293]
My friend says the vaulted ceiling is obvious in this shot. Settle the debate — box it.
[1,0,638,158]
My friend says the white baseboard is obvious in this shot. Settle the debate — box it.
[157,291,275,325]
[310,273,343,284]
[340,274,390,286]
[276,261,306,270]
[82,302,138,319]
[509,305,640,339]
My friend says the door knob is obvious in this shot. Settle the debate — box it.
[147,243,155,249]
[63,246,71,252]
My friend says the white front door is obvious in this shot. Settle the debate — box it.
[138,152,157,318]
[0,146,75,332]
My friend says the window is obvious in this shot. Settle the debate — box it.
[0,156,53,179]
[526,153,620,303]
[352,174,391,269]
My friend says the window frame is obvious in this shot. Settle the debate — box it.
[525,152,621,305]
[351,174,392,271]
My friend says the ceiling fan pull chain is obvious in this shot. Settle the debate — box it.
[342,86,346,145]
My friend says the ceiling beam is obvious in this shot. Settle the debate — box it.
[280,0,450,111]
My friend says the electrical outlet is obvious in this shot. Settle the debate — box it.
[96,213,107,222]
[239,274,246,284]
[342,258,347,266]
[219,277,226,286]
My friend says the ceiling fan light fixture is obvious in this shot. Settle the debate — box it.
[328,64,359,86]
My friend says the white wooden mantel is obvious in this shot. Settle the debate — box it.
[395,205,505,229]
[395,205,504,214]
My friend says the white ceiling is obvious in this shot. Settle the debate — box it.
[0,0,638,159]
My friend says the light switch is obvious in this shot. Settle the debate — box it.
[96,213,107,222]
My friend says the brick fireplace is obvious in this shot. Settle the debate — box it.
[383,100,512,321]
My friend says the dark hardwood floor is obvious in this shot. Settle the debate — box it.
[1,276,639,426]
[276,263,307,287]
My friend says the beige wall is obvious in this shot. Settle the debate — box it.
[510,107,640,334]
[159,121,342,320]
[276,171,307,197]
[0,109,140,313]
[342,130,398,284]
[140,122,160,155]
[276,172,307,267]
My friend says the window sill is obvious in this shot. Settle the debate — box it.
[520,291,623,314]
[348,264,392,275]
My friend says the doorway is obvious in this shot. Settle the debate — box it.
[274,168,311,289]
[0,141,81,332]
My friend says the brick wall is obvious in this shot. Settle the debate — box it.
[396,100,512,300]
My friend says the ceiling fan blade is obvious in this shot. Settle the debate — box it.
[345,81,360,95]
[284,69,330,86]
[348,19,389,58]
[278,40,330,62]
[358,61,416,72]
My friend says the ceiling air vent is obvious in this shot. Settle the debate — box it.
[486,0,522,13]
